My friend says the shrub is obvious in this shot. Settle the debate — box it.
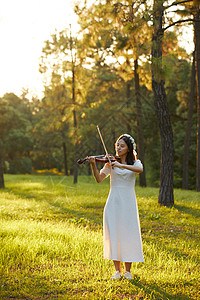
[7,158,32,174]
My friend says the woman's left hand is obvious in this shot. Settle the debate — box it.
[110,161,122,168]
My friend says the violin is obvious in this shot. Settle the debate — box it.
[77,155,120,165]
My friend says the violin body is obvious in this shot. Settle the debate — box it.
[77,155,120,165]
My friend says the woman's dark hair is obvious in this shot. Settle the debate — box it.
[116,134,137,165]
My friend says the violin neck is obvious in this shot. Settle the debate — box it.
[77,155,105,165]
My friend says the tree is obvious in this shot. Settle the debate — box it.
[37,77,71,175]
[167,0,200,191]
[150,0,174,206]
[0,93,34,182]
[75,0,151,186]
[69,26,79,183]
[0,140,4,188]
[163,0,200,192]
[150,0,200,204]
[194,9,200,191]
[40,27,85,183]
[182,51,196,189]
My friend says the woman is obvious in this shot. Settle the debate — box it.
[88,134,144,280]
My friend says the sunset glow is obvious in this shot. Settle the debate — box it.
[0,0,193,100]
[0,0,79,99]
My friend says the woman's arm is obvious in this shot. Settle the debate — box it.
[88,157,107,183]
[111,160,143,173]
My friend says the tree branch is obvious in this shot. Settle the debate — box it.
[164,0,193,11]
[163,18,194,31]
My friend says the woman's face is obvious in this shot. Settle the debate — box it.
[116,138,129,157]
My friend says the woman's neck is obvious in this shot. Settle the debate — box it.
[120,155,127,165]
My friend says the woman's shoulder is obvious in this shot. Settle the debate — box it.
[134,159,143,166]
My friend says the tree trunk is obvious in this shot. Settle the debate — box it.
[182,50,195,189]
[112,128,116,154]
[70,26,78,184]
[151,0,174,206]
[134,59,146,187]
[62,142,68,176]
[194,10,200,192]
[72,62,78,184]
[0,155,5,189]
[126,79,132,132]
[0,142,5,188]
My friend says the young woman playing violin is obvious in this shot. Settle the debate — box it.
[87,134,144,280]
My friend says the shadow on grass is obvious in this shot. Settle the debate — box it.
[174,204,200,219]
[130,275,191,300]
[47,199,104,228]
[4,187,104,228]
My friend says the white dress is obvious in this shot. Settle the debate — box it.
[100,160,144,263]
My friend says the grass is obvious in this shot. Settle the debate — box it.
[0,174,199,299]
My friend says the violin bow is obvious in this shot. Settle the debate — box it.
[97,125,111,164]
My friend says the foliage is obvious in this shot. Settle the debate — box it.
[0,1,198,190]
[0,93,34,175]
[7,158,32,174]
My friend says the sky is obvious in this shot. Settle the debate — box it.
[0,0,79,99]
[0,0,194,100]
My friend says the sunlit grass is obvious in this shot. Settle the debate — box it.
[0,174,199,299]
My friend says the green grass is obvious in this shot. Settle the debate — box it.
[0,174,199,299]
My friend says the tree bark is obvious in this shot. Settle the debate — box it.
[126,80,132,133]
[194,10,200,191]
[72,63,78,184]
[151,0,174,206]
[0,158,5,189]
[134,59,146,187]
[0,142,5,188]
[70,26,78,184]
[62,142,68,176]
[182,51,195,189]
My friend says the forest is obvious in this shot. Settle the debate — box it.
[0,0,200,204]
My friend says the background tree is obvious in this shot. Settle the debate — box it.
[182,51,196,189]
[76,0,152,186]
[40,27,87,183]
[150,0,200,204]
[1,0,198,193]
[194,9,200,191]
[34,74,71,175]
[0,93,34,183]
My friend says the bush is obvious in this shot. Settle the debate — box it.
[7,158,32,174]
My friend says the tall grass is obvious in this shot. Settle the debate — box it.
[0,174,199,299]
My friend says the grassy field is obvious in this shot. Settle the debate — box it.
[0,174,199,300]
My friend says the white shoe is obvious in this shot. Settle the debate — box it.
[124,271,133,280]
[111,271,122,280]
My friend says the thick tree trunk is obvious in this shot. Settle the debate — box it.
[134,59,146,187]
[151,0,174,206]
[194,10,200,192]
[182,51,195,189]
[152,80,174,206]
[62,142,68,176]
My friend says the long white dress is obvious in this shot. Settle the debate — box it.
[100,160,144,263]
